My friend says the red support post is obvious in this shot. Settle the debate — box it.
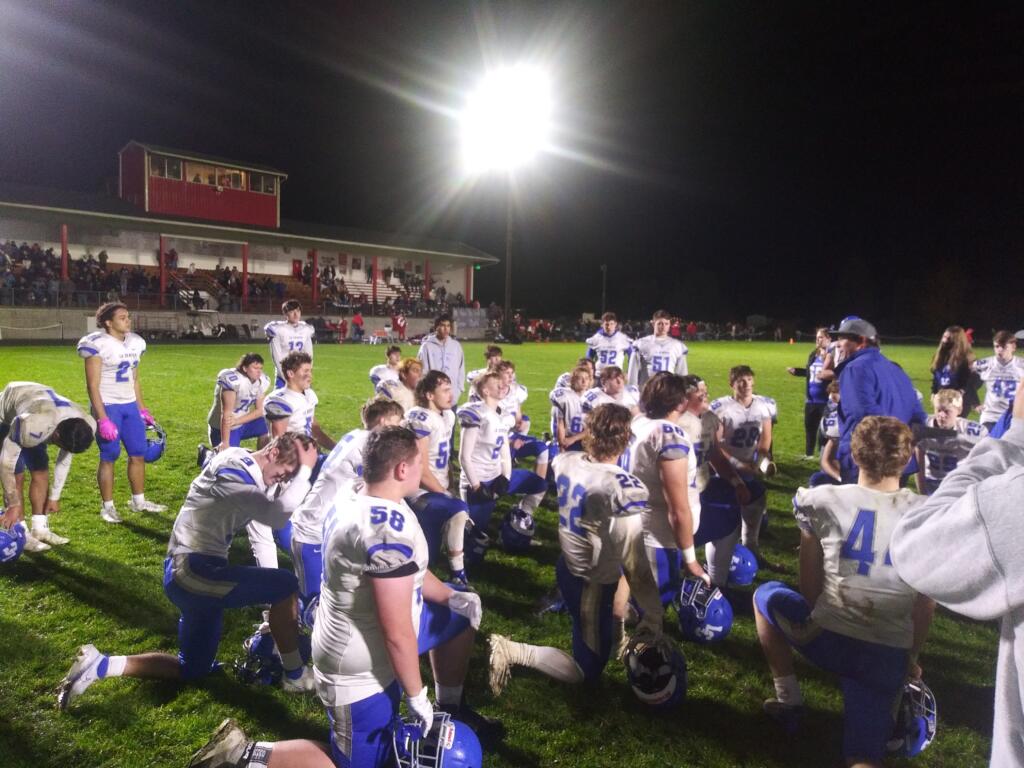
[159,234,167,308]
[423,258,430,300]
[60,223,69,279]
[371,254,379,308]
[241,242,249,311]
[311,249,319,306]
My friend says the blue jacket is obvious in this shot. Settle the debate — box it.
[835,346,927,467]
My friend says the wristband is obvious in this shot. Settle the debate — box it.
[682,546,697,564]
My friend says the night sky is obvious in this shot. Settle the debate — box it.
[2,2,1022,332]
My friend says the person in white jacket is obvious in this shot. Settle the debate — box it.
[418,314,465,403]
[891,393,1024,768]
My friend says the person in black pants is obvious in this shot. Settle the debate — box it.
[787,327,831,459]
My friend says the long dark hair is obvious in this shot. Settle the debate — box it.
[930,326,974,374]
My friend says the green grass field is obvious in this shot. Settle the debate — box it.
[0,341,997,767]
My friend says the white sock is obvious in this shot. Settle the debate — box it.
[706,527,741,587]
[520,490,544,514]
[32,514,49,532]
[101,655,127,678]
[435,682,463,710]
[504,638,584,684]
[741,497,767,549]
[102,499,116,511]
[242,742,273,768]
[131,493,145,506]
[444,512,470,564]
[449,552,465,572]
[280,649,304,677]
[773,674,803,705]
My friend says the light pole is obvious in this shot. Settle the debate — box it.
[459,65,551,338]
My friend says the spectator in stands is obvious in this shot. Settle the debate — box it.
[352,310,365,342]
[191,289,204,311]
[337,315,348,343]
[418,313,465,403]
[187,262,197,276]
[393,312,407,341]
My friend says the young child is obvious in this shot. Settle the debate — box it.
[753,416,935,768]
[914,389,987,495]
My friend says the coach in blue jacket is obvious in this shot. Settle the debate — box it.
[833,316,926,482]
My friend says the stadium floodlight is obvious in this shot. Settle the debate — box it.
[459,65,552,174]
[459,65,551,336]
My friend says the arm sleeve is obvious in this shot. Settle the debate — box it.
[891,421,1024,620]
[0,437,22,506]
[459,426,481,488]
[49,449,72,501]
[626,347,640,386]
[675,348,688,376]
[500,436,512,478]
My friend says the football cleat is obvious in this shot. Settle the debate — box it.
[128,498,167,514]
[99,504,123,524]
[763,698,803,735]
[56,644,104,711]
[187,718,249,768]
[22,530,52,553]
[623,634,687,709]
[197,444,212,468]
[727,544,759,587]
[675,577,734,644]
[0,521,27,562]
[280,665,315,693]
[392,711,482,768]
[887,679,938,757]
[498,508,535,553]
[464,525,490,567]
[33,528,70,546]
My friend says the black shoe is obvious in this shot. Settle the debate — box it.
[197,444,211,468]
[453,704,505,745]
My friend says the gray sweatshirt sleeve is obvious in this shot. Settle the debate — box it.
[890,421,1024,621]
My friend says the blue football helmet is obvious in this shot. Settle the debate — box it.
[623,635,687,709]
[728,545,759,587]
[464,524,490,566]
[392,711,482,768]
[144,422,166,463]
[234,626,283,686]
[0,521,27,563]
[887,680,937,757]
[675,577,733,644]
[498,508,535,553]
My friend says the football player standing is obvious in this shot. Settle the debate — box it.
[585,312,633,374]
[78,302,166,523]
[264,300,315,388]
[627,309,689,388]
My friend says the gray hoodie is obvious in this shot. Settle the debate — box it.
[417,333,465,403]
[891,421,1024,766]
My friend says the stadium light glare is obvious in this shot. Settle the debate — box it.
[459,65,552,174]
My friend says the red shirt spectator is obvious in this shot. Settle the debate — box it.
[393,313,407,341]
[686,321,697,340]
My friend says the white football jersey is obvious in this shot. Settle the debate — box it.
[626,415,695,549]
[291,429,369,545]
[368,364,399,389]
[466,367,490,388]
[375,378,415,412]
[554,451,650,584]
[312,491,428,706]
[76,331,147,404]
[555,371,572,390]
[581,385,640,413]
[793,484,922,649]
[207,367,270,429]
[710,396,773,464]
[264,386,319,436]
[917,416,987,494]
[0,382,94,448]
[264,320,315,380]
[585,329,633,373]
[404,407,455,492]
[756,394,778,423]
[627,335,688,387]
[457,401,513,488]
[678,409,719,494]
[820,403,841,440]
[551,387,587,437]
[974,356,1024,424]
[167,448,309,558]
